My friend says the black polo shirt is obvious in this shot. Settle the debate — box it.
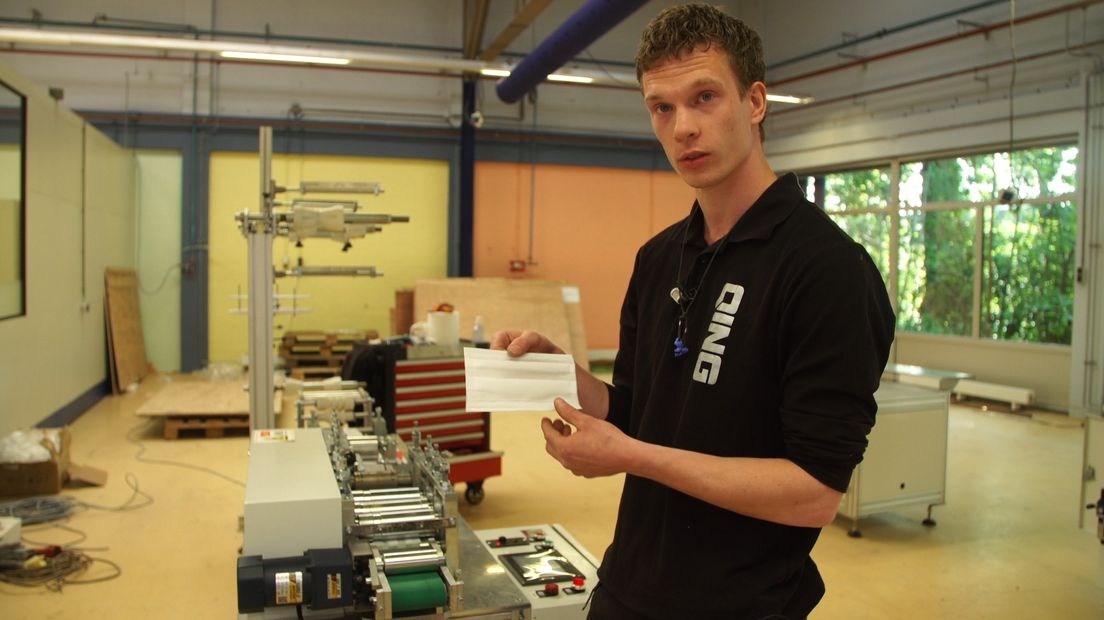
[599,173,895,619]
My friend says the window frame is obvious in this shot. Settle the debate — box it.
[796,139,1079,344]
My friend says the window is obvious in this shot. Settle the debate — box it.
[804,168,892,278]
[0,80,24,321]
[800,144,1078,345]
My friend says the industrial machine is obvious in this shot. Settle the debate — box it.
[237,410,598,619]
[238,412,463,618]
[342,342,502,505]
[288,378,374,428]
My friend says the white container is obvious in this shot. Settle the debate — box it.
[426,310,460,345]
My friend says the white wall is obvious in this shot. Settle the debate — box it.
[136,150,182,373]
[896,333,1071,410]
[0,58,136,435]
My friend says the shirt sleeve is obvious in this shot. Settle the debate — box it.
[777,241,895,492]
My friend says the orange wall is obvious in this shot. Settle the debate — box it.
[474,161,694,351]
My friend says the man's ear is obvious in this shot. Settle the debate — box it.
[747,81,767,124]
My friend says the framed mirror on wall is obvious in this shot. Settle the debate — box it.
[0,80,25,320]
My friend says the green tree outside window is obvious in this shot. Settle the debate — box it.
[800,144,1077,345]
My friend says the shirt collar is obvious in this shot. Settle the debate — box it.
[682,173,805,248]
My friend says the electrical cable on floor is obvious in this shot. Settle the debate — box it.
[73,472,154,512]
[22,523,89,549]
[0,471,158,589]
[0,546,122,591]
[127,419,246,487]
[0,496,72,525]
[1,519,122,591]
[1,418,243,593]
[0,473,154,526]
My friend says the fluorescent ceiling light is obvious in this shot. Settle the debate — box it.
[0,27,812,98]
[0,27,486,73]
[766,93,812,104]
[547,73,594,84]
[220,50,350,65]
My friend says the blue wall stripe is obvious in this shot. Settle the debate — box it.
[39,379,111,428]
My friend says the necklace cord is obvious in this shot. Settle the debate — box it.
[672,207,734,356]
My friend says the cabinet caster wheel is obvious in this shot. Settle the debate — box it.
[923,506,937,527]
[465,482,485,505]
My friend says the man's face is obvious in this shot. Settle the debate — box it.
[641,46,765,191]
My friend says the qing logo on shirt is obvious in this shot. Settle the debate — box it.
[692,282,745,385]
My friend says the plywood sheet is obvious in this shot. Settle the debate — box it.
[562,286,590,372]
[391,288,414,336]
[136,380,282,417]
[105,267,149,393]
[414,278,588,368]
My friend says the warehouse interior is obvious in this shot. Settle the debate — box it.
[0,0,1102,618]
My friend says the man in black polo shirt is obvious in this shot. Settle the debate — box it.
[492,4,895,619]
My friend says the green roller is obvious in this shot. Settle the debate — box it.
[389,571,447,612]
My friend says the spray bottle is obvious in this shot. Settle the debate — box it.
[471,315,486,345]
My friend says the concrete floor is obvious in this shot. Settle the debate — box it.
[2,373,1102,618]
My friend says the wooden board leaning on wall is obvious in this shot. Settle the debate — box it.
[105,267,151,393]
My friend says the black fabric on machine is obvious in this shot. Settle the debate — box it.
[341,342,403,431]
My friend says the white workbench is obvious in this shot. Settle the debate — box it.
[838,382,949,537]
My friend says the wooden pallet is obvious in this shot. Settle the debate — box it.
[282,330,377,347]
[289,366,343,380]
[276,350,344,364]
[280,343,356,355]
[162,415,250,439]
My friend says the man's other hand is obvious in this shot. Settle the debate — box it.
[490,330,565,357]
[542,398,634,478]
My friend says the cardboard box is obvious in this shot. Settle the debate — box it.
[0,427,71,497]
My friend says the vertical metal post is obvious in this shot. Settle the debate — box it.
[1072,71,1104,417]
[459,77,475,277]
[248,127,276,429]
[888,161,901,343]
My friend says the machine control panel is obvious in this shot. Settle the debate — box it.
[476,524,600,620]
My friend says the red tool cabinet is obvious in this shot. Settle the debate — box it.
[344,344,502,504]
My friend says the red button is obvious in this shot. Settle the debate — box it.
[543,583,559,596]
[573,577,585,588]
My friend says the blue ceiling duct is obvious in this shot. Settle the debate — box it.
[495,0,649,104]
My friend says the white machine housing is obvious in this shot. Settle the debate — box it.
[243,428,343,557]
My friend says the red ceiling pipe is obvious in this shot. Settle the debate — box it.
[770,0,1103,88]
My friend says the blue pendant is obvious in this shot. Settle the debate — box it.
[673,337,689,358]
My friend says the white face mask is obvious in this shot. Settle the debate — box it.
[463,348,580,412]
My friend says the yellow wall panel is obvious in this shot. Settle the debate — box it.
[208,151,449,364]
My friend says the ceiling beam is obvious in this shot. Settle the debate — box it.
[478,0,553,62]
[463,0,490,59]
